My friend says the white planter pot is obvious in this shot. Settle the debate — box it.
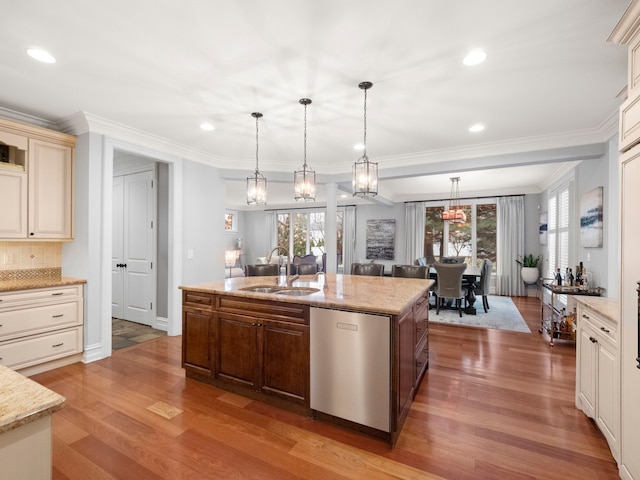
[521,267,539,284]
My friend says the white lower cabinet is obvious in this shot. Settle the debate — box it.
[0,284,84,375]
[575,302,619,463]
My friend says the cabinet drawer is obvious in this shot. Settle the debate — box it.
[217,295,308,324]
[415,335,429,381]
[0,326,83,370]
[183,291,213,310]
[0,301,80,341]
[0,285,82,308]
[580,307,617,345]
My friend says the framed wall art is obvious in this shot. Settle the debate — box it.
[580,186,603,248]
[366,219,396,260]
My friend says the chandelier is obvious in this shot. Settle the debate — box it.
[294,98,315,201]
[246,112,267,205]
[442,177,467,223]
[352,81,378,197]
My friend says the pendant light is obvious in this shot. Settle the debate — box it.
[352,81,378,197]
[247,112,267,205]
[294,98,316,201]
[442,177,467,223]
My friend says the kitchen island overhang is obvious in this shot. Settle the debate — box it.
[179,273,433,446]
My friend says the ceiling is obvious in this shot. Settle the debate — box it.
[0,0,631,210]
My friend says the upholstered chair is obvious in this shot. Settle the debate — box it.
[433,262,467,317]
[391,264,428,279]
[245,263,280,276]
[474,259,493,312]
[296,263,319,275]
[350,263,385,276]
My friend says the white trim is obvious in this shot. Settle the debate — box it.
[155,316,168,332]
[82,342,104,364]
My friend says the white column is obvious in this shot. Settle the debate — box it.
[325,183,338,273]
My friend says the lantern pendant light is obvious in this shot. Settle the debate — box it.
[442,177,467,223]
[246,112,267,205]
[352,81,378,197]
[294,98,316,201]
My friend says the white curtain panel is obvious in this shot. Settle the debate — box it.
[496,196,525,296]
[266,211,277,254]
[404,202,426,264]
[343,206,357,273]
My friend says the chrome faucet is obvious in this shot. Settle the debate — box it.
[266,245,298,287]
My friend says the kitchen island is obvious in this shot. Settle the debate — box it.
[179,273,433,446]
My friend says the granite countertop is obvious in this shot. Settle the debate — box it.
[180,273,434,315]
[574,296,619,323]
[0,364,65,434]
[0,276,86,293]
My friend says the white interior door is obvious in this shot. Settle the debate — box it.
[112,171,155,326]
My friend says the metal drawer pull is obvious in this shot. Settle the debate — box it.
[51,292,64,296]
[52,314,64,318]
[582,314,589,319]
[589,336,597,343]
[52,342,64,348]
[600,326,610,333]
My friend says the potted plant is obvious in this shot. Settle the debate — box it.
[516,254,541,284]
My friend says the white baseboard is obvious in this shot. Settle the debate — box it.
[155,316,168,331]
[82,343,106,363]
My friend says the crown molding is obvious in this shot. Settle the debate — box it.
[538,161,580,192]
[56,111,228,166]
[608,0,640,45]
[0,106,59,130]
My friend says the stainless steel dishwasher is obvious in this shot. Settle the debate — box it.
[310,307,391,432]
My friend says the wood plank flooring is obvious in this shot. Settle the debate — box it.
[32,296,619,479]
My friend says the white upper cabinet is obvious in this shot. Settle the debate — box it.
[0,118,75,241]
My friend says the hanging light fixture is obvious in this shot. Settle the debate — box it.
[247,112,267,205]
[442,177,467,223]
[294,98,315,201]
[352,81,378,197]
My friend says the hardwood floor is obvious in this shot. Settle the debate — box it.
[32,296,618,479]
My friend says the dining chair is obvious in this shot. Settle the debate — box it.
[350,263,385,276]
[433,262,467,317]
[245,263,280,276]
[474,259,492,312]
[295,263,319,275]
[391,264,428,279]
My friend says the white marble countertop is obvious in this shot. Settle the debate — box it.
[180,273,434,315]
[0,364,65,434]
[574,296,619,323]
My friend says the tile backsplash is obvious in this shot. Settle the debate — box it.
[0,241,62,271]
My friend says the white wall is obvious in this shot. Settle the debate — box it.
[354,203,405,275]
[181,160,226,285]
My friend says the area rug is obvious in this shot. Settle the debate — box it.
[429,295,531,333]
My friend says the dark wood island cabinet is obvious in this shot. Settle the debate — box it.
[180,273,433,446]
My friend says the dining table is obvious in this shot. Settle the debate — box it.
[429,264,483,315]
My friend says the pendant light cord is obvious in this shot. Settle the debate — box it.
[303,102,308,168]
[362,87,368,157]
[255,115,260,174]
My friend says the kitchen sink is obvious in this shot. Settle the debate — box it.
[276,287,320,296]
[240,285,282,293]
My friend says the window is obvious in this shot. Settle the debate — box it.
[276,209,343,264]
[424,201,496,268]
[547,183,570,279]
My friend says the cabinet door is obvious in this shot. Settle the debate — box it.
[577,323,597,418]
[182,307,213,376]
[0,171,27,238]
[28,139,72,239]
[216,312,259,389]
[596,337,619,452]
[261,319,309,404]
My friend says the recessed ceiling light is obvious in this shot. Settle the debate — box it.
[26,48,56,64]
[463,49,487,66]
[200,122,215,131]
[353,143,364,151]
[469,123,485,133]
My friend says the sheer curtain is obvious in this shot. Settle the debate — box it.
[496,196,525,296]
[404,202,425,264]
[342,206,356,274]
